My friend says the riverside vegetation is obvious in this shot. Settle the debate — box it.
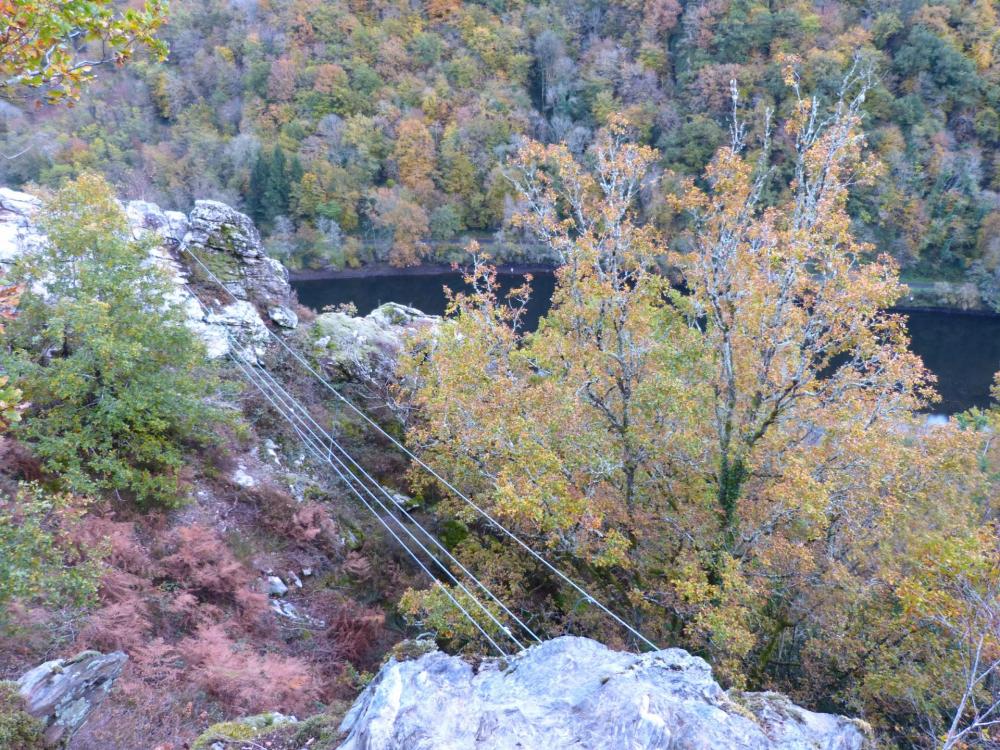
[0,3,999,750]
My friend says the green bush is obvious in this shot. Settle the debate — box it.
[0,484,101,622]
[0,682,44,750]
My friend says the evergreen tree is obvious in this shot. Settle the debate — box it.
[247,150,270,224]
[248,147,293,226]
[263,147,291,221]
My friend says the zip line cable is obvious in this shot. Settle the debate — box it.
[227,343,533,650]
[242,349,542,646]
[181,245,660,652]
[220,325,514,657]
[182,287,514,656]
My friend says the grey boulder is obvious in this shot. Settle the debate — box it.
[311,302,438,382]
[337,636,870,750]
[17,650,127,748]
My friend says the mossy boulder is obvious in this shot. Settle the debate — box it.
[192,712,298,750]
[310,302,438,382]
[286,701,353,750]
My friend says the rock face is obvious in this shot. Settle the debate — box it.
[311,302,439,382]
[0,187,297,359]
[0,188,45,268]
[185,200,297,328]
[338,636,871,750]
[17,650,127,748]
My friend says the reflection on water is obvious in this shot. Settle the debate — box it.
[292,272,1000,415]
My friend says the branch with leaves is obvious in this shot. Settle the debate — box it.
[0,0,167,104]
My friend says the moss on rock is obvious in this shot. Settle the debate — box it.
[192,712,297,750]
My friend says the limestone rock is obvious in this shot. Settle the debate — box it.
[17,650,127,748]
[337,636,871,750]
[311,302,438,382]
[0,186,297,358]
[184,200,293,310]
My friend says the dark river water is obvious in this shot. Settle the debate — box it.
[292,271,1000,415]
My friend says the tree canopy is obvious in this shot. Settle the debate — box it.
[3,0,1000,297]
[0,0,167,104]
[399,78,999,746]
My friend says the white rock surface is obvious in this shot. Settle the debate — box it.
[232,466,257,488]
[185,200,293,311]
[311,302,439,382]
[0,187,44,268]
[338,636,871,750]
[268,304,299,329]
[266,575,289,597]
[0,187,298,358]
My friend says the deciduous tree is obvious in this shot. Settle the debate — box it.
[394,116,437,199]
[400,73,997,740]
[2,173,221,507]
[0,0,167,103]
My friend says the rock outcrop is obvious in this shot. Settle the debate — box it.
[184,200,298,329]
[0,187,297,359]
[16,650,127,748]
[0,188,45,267]
[310,302,438,383]
[337,636,871,750]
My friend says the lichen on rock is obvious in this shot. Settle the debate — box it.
[15,650,127,748]
[311,302,438,382]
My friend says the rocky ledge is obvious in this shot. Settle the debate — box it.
[310,302,439,383]
[0,187,297,359]
[336,636,870,750]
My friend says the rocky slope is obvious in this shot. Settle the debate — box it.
[3,188,871,749]
[0,187,296,359]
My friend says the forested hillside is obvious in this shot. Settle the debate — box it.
[3,0,1000,298]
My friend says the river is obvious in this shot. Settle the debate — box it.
[292,271,1000,415]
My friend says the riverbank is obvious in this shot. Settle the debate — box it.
[899,278,998,314]
[288,261,558,281]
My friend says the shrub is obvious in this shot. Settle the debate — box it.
[0,681,44,750]
[160,525,268,618]
[178,624,322,715]
[326,603,385,665]
[0,483,101,625]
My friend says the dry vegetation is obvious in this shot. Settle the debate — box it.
[0,377,421,749]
